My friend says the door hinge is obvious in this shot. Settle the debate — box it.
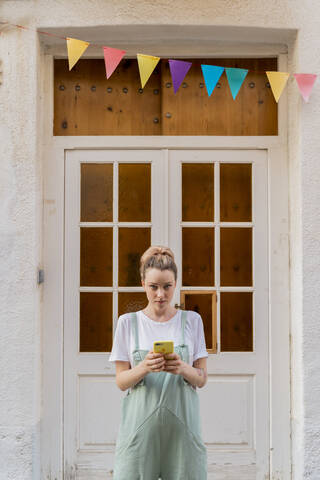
[175,303,185,309]
[37,268,44,284]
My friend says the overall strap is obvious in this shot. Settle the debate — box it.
[131,312,140,351]
[180,309,187,345]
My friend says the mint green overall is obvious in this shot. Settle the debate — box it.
[113,310,207,480]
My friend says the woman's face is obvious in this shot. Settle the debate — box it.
[141,268,176,309]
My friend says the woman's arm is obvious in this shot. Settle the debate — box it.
[181,357,208,388]
[115,361,148,391]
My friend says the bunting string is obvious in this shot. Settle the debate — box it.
[0,20,317,102]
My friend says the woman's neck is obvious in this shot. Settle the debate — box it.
[142,305,178,322]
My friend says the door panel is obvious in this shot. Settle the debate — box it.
[54,58,278,136]
[65,149,269,479]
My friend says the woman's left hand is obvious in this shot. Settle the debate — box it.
[163,352,186,375]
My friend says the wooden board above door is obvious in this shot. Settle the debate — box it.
[54,57,277,135]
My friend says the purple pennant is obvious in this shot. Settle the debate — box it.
[168,59,192,94]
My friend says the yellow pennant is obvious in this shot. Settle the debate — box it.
[66,37,90,70]
[265,71,290,103]
[137,53,160,88]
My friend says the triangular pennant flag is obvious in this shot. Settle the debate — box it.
[137,54,160,88]
[103,46,126,79]
[201,65,224,97]
[168,59,192,94]
[293,73,317,102]
[265,71,290,103]
[66,37,90,71]
[225,67,248,100]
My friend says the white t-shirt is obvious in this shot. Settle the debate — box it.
[108,309,208,368]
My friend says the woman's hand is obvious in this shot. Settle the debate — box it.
[141,350,166,373]
[163,352,186,375]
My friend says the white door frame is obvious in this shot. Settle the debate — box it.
[41,51,290,479]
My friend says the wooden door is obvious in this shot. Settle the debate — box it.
[169,150,269,479]
[64,148,268,479]
[64,149,166,478]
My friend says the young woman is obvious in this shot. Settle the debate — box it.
[109,245,208,479]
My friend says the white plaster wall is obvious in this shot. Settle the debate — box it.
[0,1,319,479]
[0,15,42,480]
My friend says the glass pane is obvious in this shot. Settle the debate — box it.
[182,228,214,286]
[182,163,214,221]
[80,227,113,286]
[220,163,252,222]
[118,228,151,286]
[220,228,252,286]
[118,292,148,316]
[184,293,213,350]
[220,292,253,351]
[81,163,113,222]
[80,292,113,352]
[119,163,151,222]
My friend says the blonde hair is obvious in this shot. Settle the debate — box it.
[140,245,177,282]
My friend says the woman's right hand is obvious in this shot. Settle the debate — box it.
[141,350,166,373]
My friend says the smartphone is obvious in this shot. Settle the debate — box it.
[153,340,174,355]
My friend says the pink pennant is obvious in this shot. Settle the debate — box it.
[293,73,317,102]
[103,46,126,79]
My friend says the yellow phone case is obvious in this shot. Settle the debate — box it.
[153,340,174,355]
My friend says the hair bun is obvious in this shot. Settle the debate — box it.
[158,248,174,259]
[156,249,167,255]
[139,245,177,282]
